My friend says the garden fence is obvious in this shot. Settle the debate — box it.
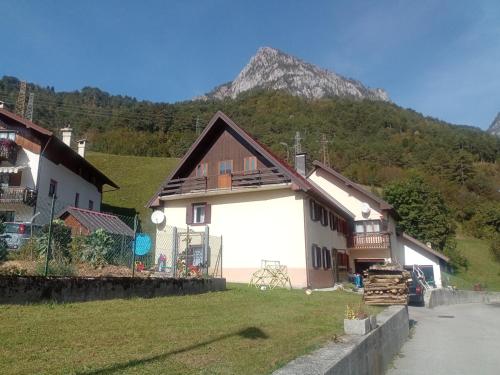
[2,194,222,279]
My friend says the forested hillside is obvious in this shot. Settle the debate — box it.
[1,76,499,246]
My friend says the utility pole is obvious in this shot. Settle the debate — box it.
[25,93,35,121]
[294,131,302,155]
[195,116,201,136]
[15,81,27,117]
[320,133,330,167]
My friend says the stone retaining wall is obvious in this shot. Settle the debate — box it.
[0,276,226,304]
[425,288,500,308]
[273,305,409,375]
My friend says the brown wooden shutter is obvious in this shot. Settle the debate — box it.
[186,204,193,225]
[204,203,211,224]
[9,171,22,186]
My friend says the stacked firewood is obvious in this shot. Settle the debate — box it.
[363,264,411,305]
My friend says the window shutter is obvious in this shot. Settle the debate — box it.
[9,171,22,186]
[309,199,315,221]
[186,204,193,225]
[204,203,211,224]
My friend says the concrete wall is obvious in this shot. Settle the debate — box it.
[304,197,348,288]
[0,276,226,304]
[425,288,500,308]
[36,156,102,223]
[159,187,309,287]
[273,305,409,375]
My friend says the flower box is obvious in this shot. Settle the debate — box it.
[344,317,372,335]
[0,138,18,164]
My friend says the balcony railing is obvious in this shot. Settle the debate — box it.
[0,187,37,206]
[348,232,391,249]
[161,167,291,196]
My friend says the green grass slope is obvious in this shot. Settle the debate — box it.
[86,151,179,229]
[445,236,500,291]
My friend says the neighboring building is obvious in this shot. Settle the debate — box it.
[0,105,118,224]
[148,111,448,288]
[401,233,448,288]
[58,206,134,237]
[308,161,448,287]
[148,111,354,288]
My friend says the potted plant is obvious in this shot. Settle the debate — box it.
[344,303,375,335]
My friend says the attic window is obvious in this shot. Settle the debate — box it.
[196,163,208,177]
[244,156,257,172]
[0,131,16,141]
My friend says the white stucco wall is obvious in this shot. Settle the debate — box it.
[35,156,102,224]
[404,243,442,288]
[304,197,348,287]
[158,187,309,287]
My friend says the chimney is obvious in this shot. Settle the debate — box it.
[61,126,72,147]
[77,139,87,158]
[295,153,307,177]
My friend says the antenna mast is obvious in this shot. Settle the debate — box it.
[25,93,35,121]
[15,80,27,117]
[320,133,330,167]
[294,131,302,155]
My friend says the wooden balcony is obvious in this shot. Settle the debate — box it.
[161,167,291,196]
[0,186,37,206]
[348,232,391,249]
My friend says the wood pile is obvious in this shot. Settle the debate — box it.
[363,263,411,305]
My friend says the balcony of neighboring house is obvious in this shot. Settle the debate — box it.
[161,167,292,196]
[348,220,391,249]
[0,186,37,206]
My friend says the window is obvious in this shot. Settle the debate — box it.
[48,179,57,197]
[337,252,349,270]
[193,204,205,224]
[88,200,94,210]
[196,163,208,177]
[218,160,233,175]
[0,211,15,222]
[329,212,339,232]
[312,244,322,269]
[244,156,257,172]
[322,247,332,270]
[187,202,211,225]
[309,199,322,222]
[0,173,9,187]
[354,220,381,233]
[74,193,80,208]
[320,207,329,226]
[0,131,16,140]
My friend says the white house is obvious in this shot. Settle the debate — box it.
[148,111,355,288]
[0,105,118,224]
[149,111,448,288]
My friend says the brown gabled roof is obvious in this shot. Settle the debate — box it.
[402,233,449,262]
[58,207,134,237]
[0,108,118,189]
[310,160,399,219]
[147,111,354,220]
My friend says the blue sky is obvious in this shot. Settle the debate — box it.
[1,0,499,129]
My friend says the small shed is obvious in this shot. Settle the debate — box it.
[58,207,134,237]
[402,233,449,288]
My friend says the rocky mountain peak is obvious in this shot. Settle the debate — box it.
[487,112,500,136]
[197,47,389,102]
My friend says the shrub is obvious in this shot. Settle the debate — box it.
[0,265,28,276]
[36,220,72,263]
[491,234,500,263]
[16,238,38,261]
[80,229,114,268]
[35,261,75,276]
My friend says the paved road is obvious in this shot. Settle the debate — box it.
[387,303,500,375]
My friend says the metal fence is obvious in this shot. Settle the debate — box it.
[1,194,222,278]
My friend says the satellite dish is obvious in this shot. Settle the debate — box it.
[151,210,165,224]
[361,202,371,216]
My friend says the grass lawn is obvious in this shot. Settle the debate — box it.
[86,152,179,230]
[444,236,500,291]
[0,284,379,375]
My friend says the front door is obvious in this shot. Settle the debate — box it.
[218,160,233,189]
